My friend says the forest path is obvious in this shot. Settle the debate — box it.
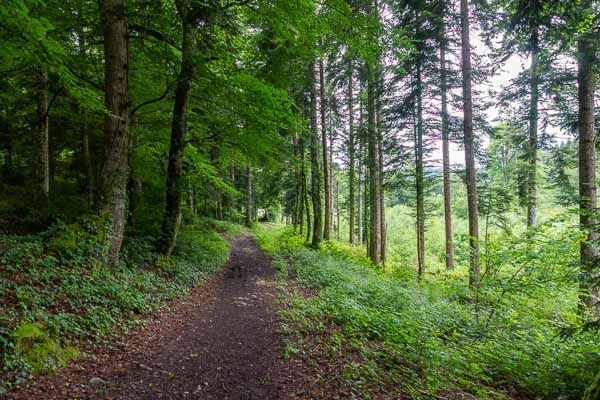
[8,236,289,400]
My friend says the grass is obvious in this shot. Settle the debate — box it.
[0,217,239,392]
[256,224,600,399]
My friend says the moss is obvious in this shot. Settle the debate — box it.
[14,323,78,374]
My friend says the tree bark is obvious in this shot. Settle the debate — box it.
[440,24,455,270]
[336,178,340,240]
[527,25,539,228]
[367,66,381,265]
[348,62,356,244]
[376,62,386,263]
[98,0,129,268]
[160,2,197,255]
[77,26,94,210]
[304,168,312,243]
[246,165,253,227]
[358,94,364,244]
[460,0,480,287]
[82,116,95,209]
[319,54,331,241]
[33,65,50,218]
[577,14,599,309]
[310,61,323,248]
[415,62,425,279]
[296,136,305,235]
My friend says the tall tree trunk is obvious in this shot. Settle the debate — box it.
[440,24,455,270]
[336,179,340,240]
[367,66,381,265]
[320,54,331,241]
[76,26,94,210]
[348,62,356,244]
[98,0,129,268]
[304,168,312,243]
[33,65,50,218]
[460,0,480,287]
[358,94,364,244]
[364,157,370,248]
[246,165,252,227]
[82,116,95,209]
[376,63,386,263]
[527,26,539,228]
[415,63,425,279]
[577,13,599,309]
[160,5,197,255]
[292,135,301,230]
[299,136,307,235]
[310,61,323,248]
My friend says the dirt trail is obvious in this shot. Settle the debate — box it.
[7,236,287,400]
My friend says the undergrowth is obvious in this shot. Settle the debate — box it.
[255,224,600,399]
[0,217,238,391]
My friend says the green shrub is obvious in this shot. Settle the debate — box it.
[264,228,600,399]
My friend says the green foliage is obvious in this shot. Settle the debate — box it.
[584,369,600,400]
[262,227,599,399]
[0,219,233,388]
[14,322,77,374]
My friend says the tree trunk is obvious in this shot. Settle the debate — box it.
[415,62,425,279]
[77,26,94,210]
[577,14,599,309]
[98,0,129,268]
[299,136,307,236]
[348,63,356,244]
[527,26,539,228]
[160,5,197,255]
[376,63,385,263]
[336,179,340,240]
[304,168,312,243]
[440,24,455,270]
[358,94,364,244]
[82,116,95,209]
[460,0,480,287]
[292,135,301,230]
[320,54,331,241]
[33,65,50,218]
[367,66,381,265]
[246,165,252,227]
[310,61,323,248]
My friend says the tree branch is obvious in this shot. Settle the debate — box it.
[129,24,182,51]
[44,86,65,118]
[129,83,173,118]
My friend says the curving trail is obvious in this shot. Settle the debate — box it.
[7,236,289,400]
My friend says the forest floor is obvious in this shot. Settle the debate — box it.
[4,235,318,400]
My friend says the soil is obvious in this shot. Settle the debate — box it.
[4,236,289,400]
